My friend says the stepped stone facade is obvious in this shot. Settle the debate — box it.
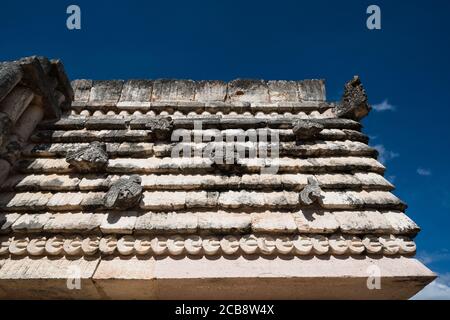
[0,57,435,299]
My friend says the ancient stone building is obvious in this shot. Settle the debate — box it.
[0,57,434,299]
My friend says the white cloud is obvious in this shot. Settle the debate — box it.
[412,280,450,300]
[372,99,396,112]
[417,168,432,176]
[373,144,399,164]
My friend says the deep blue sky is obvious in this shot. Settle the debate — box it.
[1,0,449,298]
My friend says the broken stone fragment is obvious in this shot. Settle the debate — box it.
[66,141,109,172]
[292,120,324,140]
[0,62,23,102]
[335,76,371,121]
[146,117,174,140]
[104,175,143,210]
[299,176,323,205]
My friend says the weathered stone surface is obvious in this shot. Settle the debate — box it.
[0,213,21,234]
[0,112,12,146]
[135,212,198,234]
[0,86,34,124]
[71,79,92,102]
[0,62,23,102]
[43,213,105,233]
[292,120,324,140]
[299,176,323,205]
[66,141,109,172]
[335,76,370,120]
[104,175,142,210]
[49,59,74,108]
[195,80,227,101]
[0,159,11,186]
[251,212,297,234]
[334,211,392,234]
[145,117,173,140]
[89,80,123,105]
[100,212,137,234]
[140,191,186,210]
[293,210,339,233]
[297,80,326,101]
[47,192,84,211]
[1,192,52,211]
[227,79,269,103]
[197,212,251,233]
[12,103,45,143]
[118,80,153,104]
[11,213,51,232]
[383,211,420,234]
[268,80,299,102]
[151,79,196,101]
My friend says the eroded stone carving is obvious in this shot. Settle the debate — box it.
[146,117,173,140]
[292,120,324,140]
[1,234,416,257]
[66,141,108,172]
[104,175,143,210]
[335,76,371,121]
[299,176,323,205]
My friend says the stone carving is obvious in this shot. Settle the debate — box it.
[335,76,371,121]
[104,175,143,210]
[66,141,108,172]
[292,120,324,140]
[299,176,323,205]
[146,117,173,140]
[0,234,416,257]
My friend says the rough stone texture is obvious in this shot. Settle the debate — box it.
[335,76,371,120]
[383,211,420,235]
[100,212,137,234]
[104,175,143,210]
[0,213,21,234]
[0,62,23,102]
[0,159,11,186]
[135,212,198,234]
[66,141,109,172]
[118,80,153,105]
[334,211,393,234]
[0,86,34,124]
[151,79,196,102]
[0,112,12,146]
[195,80,227,101]
[297,80,326,101]
[251,212,297,233]
[145,117,174,140]
[227,79,269,103]
[268,80,299,102]
[43,212,105,233]
[11,103,45,143]
[72,79,92,103]
[89,80,123,105]
[292,119,324,140]
[294,210,340,233]
[11,213,51,232]
[197,212,251,233]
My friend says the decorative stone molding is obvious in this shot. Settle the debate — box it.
[145,117,173,140]
[104,175,143,210]
[299,176,323,205]
[0,234,416,257]
[292,120,324,140]
[66,141,109,172]
[335,76,371,121]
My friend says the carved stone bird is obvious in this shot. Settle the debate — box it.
[104,175,143,210]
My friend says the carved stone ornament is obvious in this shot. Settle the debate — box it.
[299,176,323,205]
[146,117,173,140]
[292,120,324,140]
[104,175,143,210]
[335,75,371,120]
[66,141,108,172]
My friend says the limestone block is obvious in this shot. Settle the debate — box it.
[117,142,154,157]
[135,212,198,234]
[251,212,297,233]
[0,213,21,234]
[359,191,404,209]
[100,212,137,234]
[140,191,186,210]
[293,210,339,233]
[3,192,52,211]
[43,213,105,233]
[11,213,51,232]
[18,159,72,174]
[118,80,152,105]
[85,118,127,130]
[71,79,92,102]
[40,174,81,191]
[197,212,251,233]
[0,86,34,124]
[320,191,364,209]
[89,80,123,105]
[267,80,299,102]
[227,79,270,103]
[0,159,11,186]
[79,175,112,191]
[151,79,196,101]
[12,104,45,142]
[47,192,84,211]
[354,172,394,190]
[218,191,265,209]
[334,211,393,234]
[195,80,227,101]
[81,192,106,210]
[297,79,325,101]
[0,61,23,102]
[185,191,218,208]
[315,174,361,189]
[383,211,420,235]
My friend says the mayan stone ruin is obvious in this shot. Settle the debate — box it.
[0,56,435,299]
